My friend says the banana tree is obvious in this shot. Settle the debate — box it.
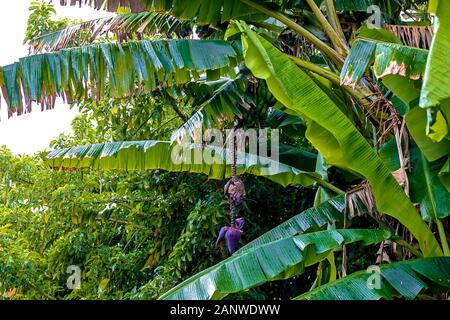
[1,0,449,299]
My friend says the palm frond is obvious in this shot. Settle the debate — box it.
[420,1,450,108]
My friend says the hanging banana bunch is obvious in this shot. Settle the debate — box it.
[215,122,246,255]
[216,79,275,255]
[240,79,276,129]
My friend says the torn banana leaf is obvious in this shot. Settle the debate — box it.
[0,39,239,115]
[295,257,450,300]
[340,39,428,87]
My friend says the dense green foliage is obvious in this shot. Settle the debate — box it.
[0,102,317,299]
[23,1,80,45]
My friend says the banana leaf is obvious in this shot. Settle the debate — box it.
[235,196,347,254]
[45,140,322,188]
[28,12,190,52]
[406,106,450,162]
[340,39,428,87]
[420,0,450,108]
[60,0,265,24]
[170,75,247,143]
[0,39,239,113]
[295,257,450,300]
[409,146,450,220]
[159,229,391,300]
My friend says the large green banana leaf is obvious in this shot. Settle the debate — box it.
[420,0,450,108]
[236,22,442,257]
[0,39,238,113]
[45,140,322,187]
[28,12,190,53]
[159,229,391,300]
[295,257,450,300]
[236,196,346,254]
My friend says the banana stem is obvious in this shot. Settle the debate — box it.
[436,219,450,256]
[288,54,385,123]
[325,0,348,49]
[239,0,344,66]
[391,235,423,258]
[305,0,348,55]
[309,175,345,195]
[422,154,450,256]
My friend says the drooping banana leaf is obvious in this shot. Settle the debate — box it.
[377,46,449,163]
[0,39,239,113]
[381,75,421,110]
[45,140,322,188]
[235,196,348,254]
[420,0,450,109]
[277,144,317,172]
[159,229,391,300]
[295,257,450,300]
[59,0,266,24]
[28,12,191,53]
[60,0,405,18]
[340,39,428,87]
[266,107,305,128]
[235,22,442,257]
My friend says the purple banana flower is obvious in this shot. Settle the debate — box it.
[215,218,245,254]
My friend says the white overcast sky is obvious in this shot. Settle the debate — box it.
[0,0,112,155]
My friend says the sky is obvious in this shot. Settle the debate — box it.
[0,0,112,155]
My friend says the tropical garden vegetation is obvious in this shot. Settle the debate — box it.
[0,0,449,300]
